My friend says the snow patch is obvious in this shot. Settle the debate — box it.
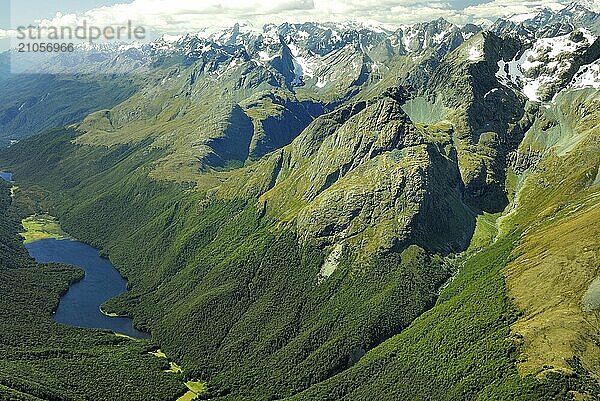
[357,20,397,34]
[258,50,277,61]
[569,60,600,89]
[318,243,343,282]
[468,46,483,61]
[297,30,310,39]
[574,0,600,13]
[401,27,418,52]
[288,42,315,86]
[261,25,280,46]
[462,31,476,41]
[484,88,500,98]
[522,80,542,101]
[316,77,328,88]
[496,59,523,86]
[162,34,183,42]
[433,29,449,44]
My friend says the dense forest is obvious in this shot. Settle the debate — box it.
[1,2,599,398]
[0,179,185,401]
[2,129,453,398]
[289,234,600,400]
[2,126,597,400]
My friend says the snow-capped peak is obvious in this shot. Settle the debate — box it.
[495,28,598,101]
[566,0,600,13]
[569,60,600,89]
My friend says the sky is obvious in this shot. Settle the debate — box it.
[0,0,574,43]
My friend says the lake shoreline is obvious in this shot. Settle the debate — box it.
[25,236,151,339]
[2,172,150,339]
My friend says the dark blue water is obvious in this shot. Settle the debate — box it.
[0,171,12,182]
[25,238,150,339]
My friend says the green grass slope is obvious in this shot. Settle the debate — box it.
[285,233,599,400]
[0,128,454,399]
[281,89,600,400]
[3,99,598,400]
[0,48,597,400]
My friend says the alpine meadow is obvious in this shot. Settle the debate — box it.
[0,1,599,400]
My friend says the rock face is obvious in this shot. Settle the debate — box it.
[68,3,597,258]
[241,90,475,255]
[2,4,600,401]
[47,3,598,258]
[242,91,324,160]
[2,18,482,162]
[492,2,600,39]
[495,29,599,102]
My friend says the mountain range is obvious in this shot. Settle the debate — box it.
[0,2,599,400]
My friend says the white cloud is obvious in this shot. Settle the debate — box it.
[0,29,17,39]
[20,0,572,37]
[463,0,566,20]
[35,0,317,31]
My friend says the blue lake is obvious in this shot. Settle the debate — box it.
[25,238,150,339]
[0,171,12,182]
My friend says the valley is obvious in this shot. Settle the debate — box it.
[0,2,599,400]
[0,176,186,400]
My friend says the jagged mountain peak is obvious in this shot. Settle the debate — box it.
[493,1,600,39]
[494,27,598,102]
[565,0,600,13]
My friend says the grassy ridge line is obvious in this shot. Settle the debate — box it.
[502,112,600,379]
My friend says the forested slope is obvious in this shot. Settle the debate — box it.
[0,4,599,400]
[2,85,599,400]
[0,180,184,401]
